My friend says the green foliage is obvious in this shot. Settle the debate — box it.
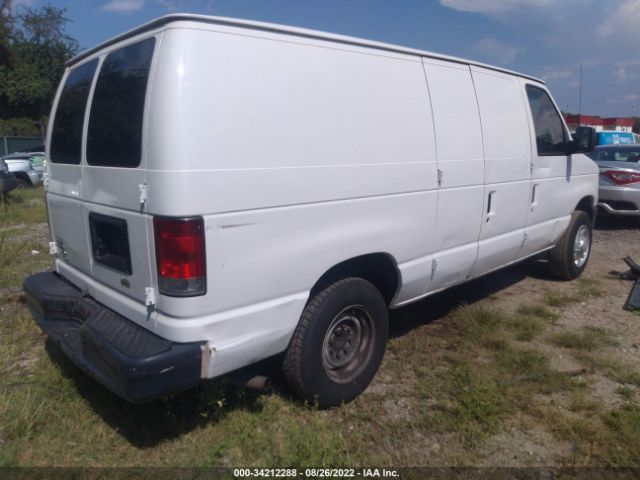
[0,3,78,124]
[0,116,43,135]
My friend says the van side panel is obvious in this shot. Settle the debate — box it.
[422,59,484,291]
[469,66,532,277]
[143,27,439,342]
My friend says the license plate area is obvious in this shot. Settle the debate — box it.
[89,212,132,275]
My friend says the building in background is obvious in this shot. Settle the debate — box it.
[564,114,604,132]
[564,115,635,134]
[603,118,634,133]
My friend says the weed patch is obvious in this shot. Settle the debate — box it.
[551,327,617,350]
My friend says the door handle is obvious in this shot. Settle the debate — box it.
[531,184,538,212]
[486,190,496,222]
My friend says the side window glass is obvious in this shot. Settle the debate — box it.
[526,85,567,156]
[50,60,98,164]
[87,37,155,168]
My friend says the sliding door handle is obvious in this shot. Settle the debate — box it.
[531,184,539,212]
[486,190,496,222]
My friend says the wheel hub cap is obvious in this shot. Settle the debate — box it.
[573,224,590,268]
[322,305,374,383]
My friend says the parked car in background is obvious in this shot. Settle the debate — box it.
[588,144,640,220]
[1,152,45,188]
[597,130,635,146]
[0,157,18,200]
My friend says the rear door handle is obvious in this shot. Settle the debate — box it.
[531,184,538,212]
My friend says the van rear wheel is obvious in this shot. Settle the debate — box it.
[548,210,592,280]
[283,277,388,408]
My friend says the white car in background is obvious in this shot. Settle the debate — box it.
[588,144,640,221]
[2,151,45,188]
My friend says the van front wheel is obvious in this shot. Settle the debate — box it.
[283,277,388,408]
[548,210,592,280]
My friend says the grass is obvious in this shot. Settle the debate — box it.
[576,353,640,387]
[550,327,618,350]
[432,365,506,448]
[543,291,579,308]
[454,304,505,346]
[517,303,560,323]
[577,277,605,298]
[548,405,640,466]
[510,315,546,341]
[616,386,635,401]
[426,305,587,448]
[0,187,50,288]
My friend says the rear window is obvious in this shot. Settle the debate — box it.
[50,60,98,164]
[87,37,155,168]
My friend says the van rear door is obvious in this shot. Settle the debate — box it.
[48,37,156,304]
[48,59,99,277]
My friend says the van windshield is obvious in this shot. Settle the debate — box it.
[87,37,155,168]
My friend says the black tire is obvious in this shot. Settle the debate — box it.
[15,178,29,189]
[548,210,592,280]
[283,277,388,408]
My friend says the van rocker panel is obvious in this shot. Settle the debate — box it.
[23,271,204,402]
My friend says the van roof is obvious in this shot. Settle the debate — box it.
[68,14,544,84]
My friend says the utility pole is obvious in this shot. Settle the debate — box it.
[578,62,583,116]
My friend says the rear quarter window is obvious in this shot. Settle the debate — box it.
[87,37,155,168]
[50,60,98,164]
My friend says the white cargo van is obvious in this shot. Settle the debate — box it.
[24,14,599,407]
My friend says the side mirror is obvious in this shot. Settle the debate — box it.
[568,126,598,154]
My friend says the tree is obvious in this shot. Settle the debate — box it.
[0,0,13,68]
[0,3,79,130]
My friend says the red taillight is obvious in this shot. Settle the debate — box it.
[153,217,206,296]
[603,170,640,185]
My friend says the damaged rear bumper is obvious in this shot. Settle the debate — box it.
[23,271,204,403]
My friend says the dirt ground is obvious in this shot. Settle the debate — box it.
[368,213,640,466]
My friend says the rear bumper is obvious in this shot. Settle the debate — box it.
[23,271,205,403]
[598,185,640,216]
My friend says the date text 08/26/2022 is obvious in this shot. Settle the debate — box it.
[233,468,400,478]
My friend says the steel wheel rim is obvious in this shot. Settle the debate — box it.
[322,305,375,383]
[573,224,590,268]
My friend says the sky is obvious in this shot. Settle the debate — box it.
[11,0,640,118]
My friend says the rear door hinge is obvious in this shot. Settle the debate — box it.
[437,169,443,187]
[49,241,60,255]
[144,287,156,307]
[138,183,147,211]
